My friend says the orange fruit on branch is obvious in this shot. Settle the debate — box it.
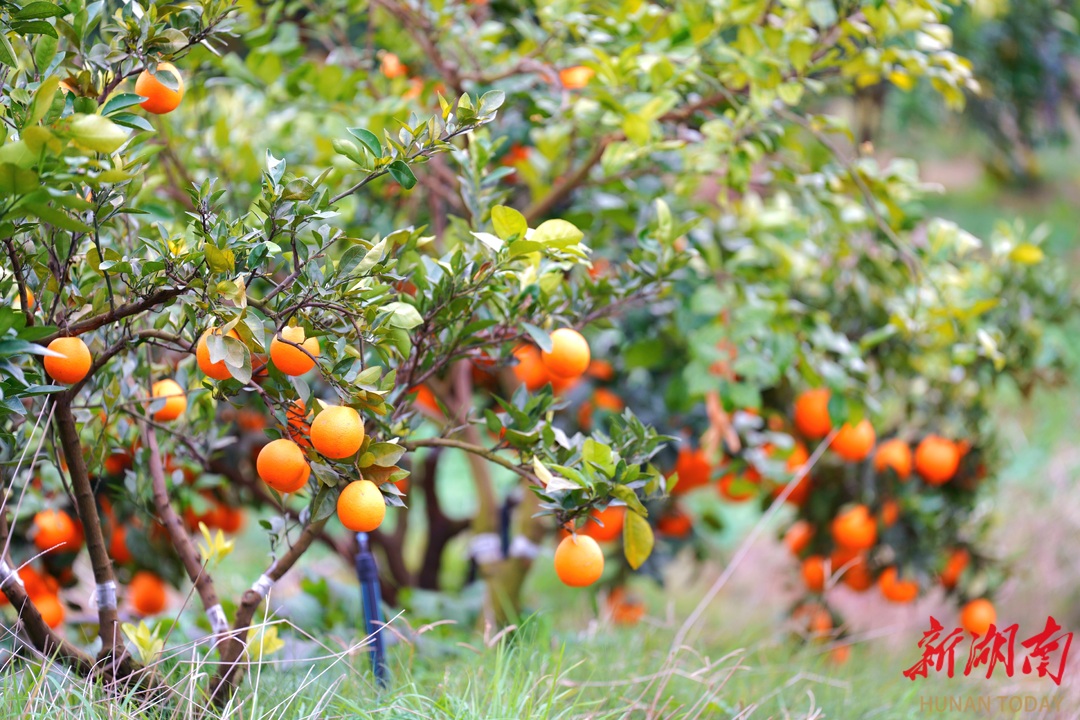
[554,534,604,587]
[940,548,970,590]
[960,598,996,637]
[36,593,65,628]
[150,378,187,422]
[914,435,960,485]
[793,388,831,439]
[831,419,876,462]
[670,446,712,495]
[130,571,168,616]
[337,479,386,532]
[656,505,692,538]
[783,520,814,556]
[831,546,873,591]
[196,327,241,381]
[512,344,549,390]
[879,567,919,603]
[33,509,81,554]
[801,555,826,593]
[270,325,320,376]
[874,438,912,480]
[256,438,310,493]
[580,505,625,543]
[110,524,132,564]
[831,504,877,551]
[44,337,91,384]
[135,62,184,114]
[310,405,365,459]
[559,65,595,89]
[541,328,590,379]
[286,399,312,448]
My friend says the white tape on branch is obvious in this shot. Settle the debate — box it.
[251,574,274,598]
[508,535,540,560]
[468,532,503,564]
[207,604,229,635]
[0,560,21,589]
[95,581,118,610]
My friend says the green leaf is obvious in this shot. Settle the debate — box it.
[531,218,583,248]
[623,511,654,570]
[807,0,838,26]
[203,243,236,274]
[347,127,382,158]
[27,76,59,126]
[610,486,647,517]
[387,160,417,190]
[101,93,145,116]
[68,114,128,153]
[33,34,57,71]
[15,2,67,19]
[522,323,552,352]
[26,204,92,233]
[331,138,366,166]
[365,442,405,468]
[0,33,16,68]
[491,205,527,240]
[13,20,58,38]
[382,301,423,329]
[0,164,39,195]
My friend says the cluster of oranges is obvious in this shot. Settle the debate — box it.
[783,388,996,636]
[512,327,592,392]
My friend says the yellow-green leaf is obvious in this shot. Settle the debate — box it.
[623,511,654,570]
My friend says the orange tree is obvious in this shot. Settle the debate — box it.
[0,0,681,703]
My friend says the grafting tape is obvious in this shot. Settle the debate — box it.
[95,581,118,610]
[207,604,229,635]
[468,532,503,564]
[0,560,21,589]
[251,574,274,598]
[508,535,540,560]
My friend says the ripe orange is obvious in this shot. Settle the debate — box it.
[512,344,550,390]
[33,509,81,553]
[14,287,34,311]
[831,419,876,462]
[215,505,245,534]
[915,435,960,485]
[270,326,320,376]
[802,555,826,593]
[831,546,873,591]
[586,359,615,381]
[960,598,996,636]
[874,438,912,480]
[879,567,919,603]
[337,480,386,532]
[196,327,241,381]
[786,442,810,473]
[110,524,132,564]
[656,505,692,538]
[880,499,900,527]
[606,586,645,625]
[718,471,757,502]
[381,52,407,78]
[135,62,184,114]
[410,385,442,416]
[18,565,49,598]
[256,438,310,493]
[554,534,604,587]
[793,389,831,439]
[670,447,712,495]
[577,388,624,429]
[831,504,877,551]
[130,571,168,616]
[104,448,133,476]
[830,645,851,665]
[940,548,970,590]
[287,399,312,448]
[44,337,92,384]
[581,506,625,543]
[151,378,187,422]
[310,405,365,459]
[36,593,65,628]
[784,520,814,555]
[541,328,591,379]
[559,65,595,89]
